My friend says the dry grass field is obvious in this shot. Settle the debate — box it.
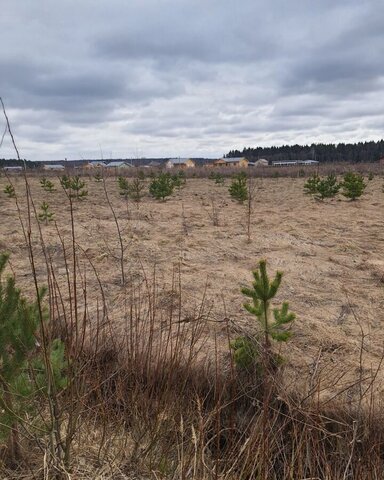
[1,173,384,397]
[1,171,384,478]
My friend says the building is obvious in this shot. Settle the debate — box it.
[144,160,162,168]
[3,166,23,172]
[213,157,249,168]
[253,158,269,167]
[86,161,107,169]
[106,161,133,169]
[166,158,195,169]
[299,160,319,165]
[43,164,65,171]
[271,160,319,167]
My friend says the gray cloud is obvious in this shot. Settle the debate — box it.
[0,0,384,160]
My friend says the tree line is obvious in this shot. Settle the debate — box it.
[0,158,37,168]
[226,140,384,163]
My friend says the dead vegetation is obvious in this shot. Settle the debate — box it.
[0,170,383,478]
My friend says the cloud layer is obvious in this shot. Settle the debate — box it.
[1,0,384,160]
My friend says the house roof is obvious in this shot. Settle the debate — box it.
[221,157,248,163]
[106,161,132,167]
[44,164,65,169]
[89,161,107,167]
[167,158,193,165]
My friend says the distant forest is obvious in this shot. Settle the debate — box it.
[226,140,384,163]
[0,158,37,168]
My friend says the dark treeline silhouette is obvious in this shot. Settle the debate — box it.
[226,140,384,163]
[0,158,37,168]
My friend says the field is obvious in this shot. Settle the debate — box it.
[1,171,384,477]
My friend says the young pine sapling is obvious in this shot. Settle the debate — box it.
[0,253,67,464]
[59,175,71,190]
[69,176,88,200]
[3,184,15,198]
[231,260,295,370]
[314,174,340,200]
[149,173,174,200]
[229,172,248,203]
[341,172,367,200]
[40,177,55,192]
[303,174,320,195]
[38,201,55,225]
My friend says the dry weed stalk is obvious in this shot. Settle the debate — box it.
[208,196,220,227]
[102,175,127,286]
[246,176,257,243]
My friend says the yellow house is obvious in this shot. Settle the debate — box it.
[213,157,249,168]
[166,158,196,169]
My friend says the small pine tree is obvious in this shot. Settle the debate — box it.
[315,174,340,200]
[38,202,55,225]
[59,175,71,190]
[128,178,146,202]
[241,260,295,350]
[171,171,186,189]
[4,184,15,198]
[214,173,224,185]
[149,173,174,200]
[0,254,67,463]
[341,172,367,200]
[230,336,259,369]
[118,176,130,198]
[229,172,248,203]
[118,176,145,202]
[368,172,374,181]
[304,174,320,195]
[94,172,103,182]
[209,172,225,184]
[69,176,88,199]
[40,177,55,192]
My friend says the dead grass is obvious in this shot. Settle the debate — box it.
[0,171,384,478]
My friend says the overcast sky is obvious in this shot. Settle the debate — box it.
[1,0,384,160]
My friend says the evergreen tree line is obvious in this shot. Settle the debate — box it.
[0,159,37,168]
[226,140,384,163]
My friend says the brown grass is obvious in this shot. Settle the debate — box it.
[0,171,384,478]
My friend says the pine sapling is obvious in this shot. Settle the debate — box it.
[59,175,71,190]
[118,176,145,202]
[128,178,145,202]
[4,184,15,198]
[69,176,88,199]
[118,176,130,198]
[0,253,67,463]
[214,173,225,185]
[94,172,103,182]
[209,171,225,184]
[38,201,55,225]
[149,173,174,200]
[315,174,340,200]
[241,259,295,351]
[40,177,55,192]
[341,172,366,200]
[229,172,248,203]
[171,171,186,189]
[304,174,320,195]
